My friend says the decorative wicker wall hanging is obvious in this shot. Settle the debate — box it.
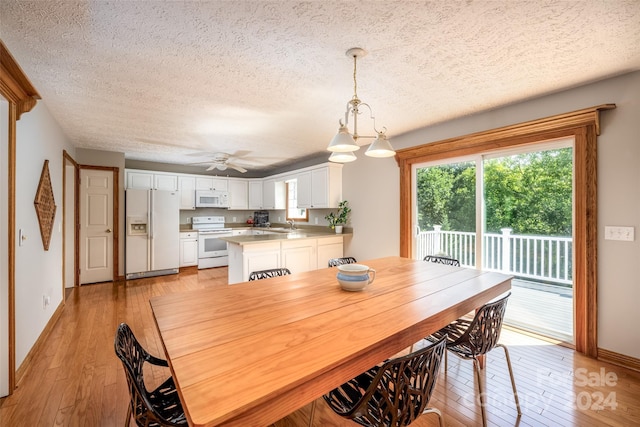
[34,160,57,250]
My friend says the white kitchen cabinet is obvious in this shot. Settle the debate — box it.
[126,170,154,189]
[228,179,248,210]
[126,169,178,191]
[226,234,345,284]
[262,179,286,209]
[179,231,198,267]
[317,236,344,268]
[178,176,196,210]
[296,164,342,208]
[281,239,317,274]
[155,174,178,191]
[248,179,263,209]
[196,176,228,191]
[245,242,281,281]
[296,171,311,208]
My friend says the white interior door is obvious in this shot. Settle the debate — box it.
[80,169,113,284]
[0,94,10,397]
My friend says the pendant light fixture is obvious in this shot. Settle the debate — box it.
[327,48,395,162]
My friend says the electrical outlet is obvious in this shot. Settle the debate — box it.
[604,226,635,241]
[187,217,191,223]
[232,217,237,222]
[315,217,318,225]
[278,216,281,222]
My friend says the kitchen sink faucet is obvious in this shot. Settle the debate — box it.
[287,220,296,230]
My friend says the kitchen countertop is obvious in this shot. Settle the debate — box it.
[220,229,349,245]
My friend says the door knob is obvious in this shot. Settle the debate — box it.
[106,229,112,233]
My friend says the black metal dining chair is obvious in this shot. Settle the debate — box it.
[423,254,460,266]
[328,257,357,267]
[313,335,447,427]
[248,267,292,281]
[114,323,187,427]
[427,292,520,426]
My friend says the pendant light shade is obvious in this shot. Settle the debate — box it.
[328,151,357,163]
[365,132,396,158]
[328,123,360,152]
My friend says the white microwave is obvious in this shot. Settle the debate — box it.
[195,190,229,208]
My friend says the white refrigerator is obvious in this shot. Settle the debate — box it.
[126,189,180,279]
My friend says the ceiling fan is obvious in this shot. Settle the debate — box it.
[196,152,247,173]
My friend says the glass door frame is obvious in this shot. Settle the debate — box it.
[396,105,615,358]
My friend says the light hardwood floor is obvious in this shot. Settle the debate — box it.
[0,267,638,426]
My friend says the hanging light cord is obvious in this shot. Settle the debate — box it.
[344,49,385,137]
[352,54,358,100]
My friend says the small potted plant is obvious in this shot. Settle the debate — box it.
[325,200,351,234]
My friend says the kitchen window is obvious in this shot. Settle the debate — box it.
[286,180,308,221]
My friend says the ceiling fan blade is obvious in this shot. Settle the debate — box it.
[206,165,216,171]
[227,163,247,173]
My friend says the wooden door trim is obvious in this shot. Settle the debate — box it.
[0,41,41,394]
[395,104,615,358]
[78,165,119,283]
[62,151,79,296]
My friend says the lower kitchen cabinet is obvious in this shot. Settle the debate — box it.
[179,232,198,267]
[228,241,281,284]
[226,235,343,284]
[317,236,345,268]
[281,239,316,273]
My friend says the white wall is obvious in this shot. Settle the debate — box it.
[341,154,399,261]
[15,100,74,368]
[343,71,640,359]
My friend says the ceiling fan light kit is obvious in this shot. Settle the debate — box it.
[199,152,247,173]
[327,47,395,163]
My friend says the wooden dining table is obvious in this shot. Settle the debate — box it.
[150,256,512,427]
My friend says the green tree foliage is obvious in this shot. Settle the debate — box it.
[416,148,572,236]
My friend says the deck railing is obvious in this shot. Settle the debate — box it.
[416,226,572,285]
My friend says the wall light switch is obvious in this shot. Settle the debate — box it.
[604,226,635,241]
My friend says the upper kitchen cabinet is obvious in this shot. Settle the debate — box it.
[196,176,228,191]
[126,169,178,191]
[248,179,263,209]
[296,164,343,209]
[228,179,248,210]
[178,175,196,210]
[263,179,286,210]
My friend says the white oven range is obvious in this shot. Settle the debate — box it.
[192,216,232,269]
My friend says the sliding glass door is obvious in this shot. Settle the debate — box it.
[413,139,574,342]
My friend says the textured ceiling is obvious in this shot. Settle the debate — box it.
[1,1,639,174]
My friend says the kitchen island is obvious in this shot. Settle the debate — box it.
[221,229,347,284]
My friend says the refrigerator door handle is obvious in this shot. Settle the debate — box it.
[148,190,153,270]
